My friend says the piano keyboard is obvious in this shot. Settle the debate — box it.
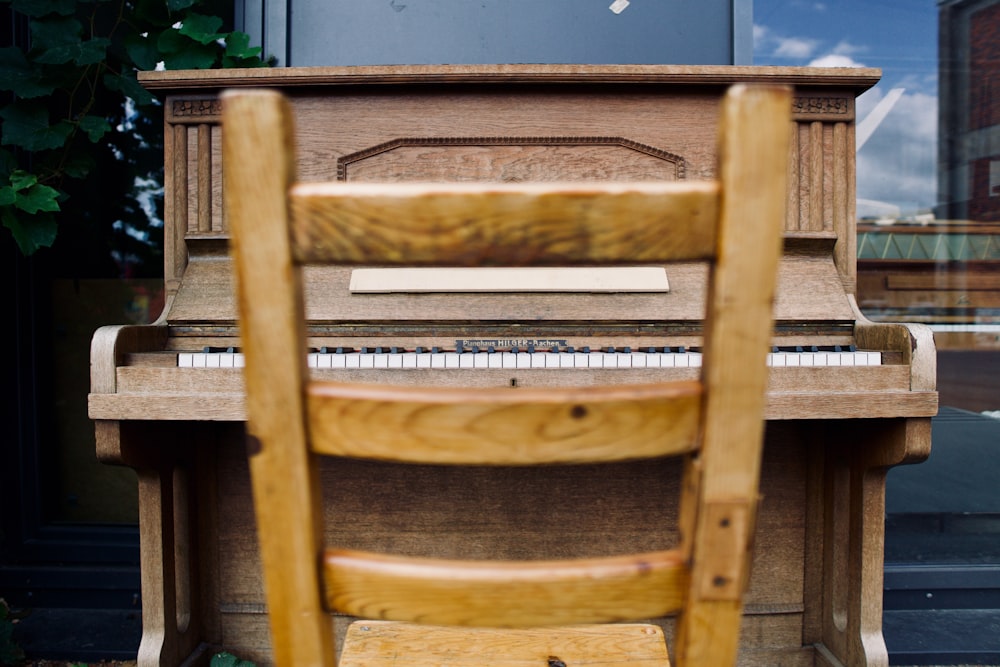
[177,346,882,369]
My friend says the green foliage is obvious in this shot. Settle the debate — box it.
[211,651,257,667]
[0,0,270,259]
[0,599,25,666]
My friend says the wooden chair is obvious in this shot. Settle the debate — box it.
[221,84,791,667]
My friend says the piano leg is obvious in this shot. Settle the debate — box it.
[807,418,932,667]
[97,421,211,667]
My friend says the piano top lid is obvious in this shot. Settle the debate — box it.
[138,64,881,93]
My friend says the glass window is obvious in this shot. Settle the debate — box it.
[756,1,1000,662]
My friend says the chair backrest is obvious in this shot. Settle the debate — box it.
[222,84,791,667]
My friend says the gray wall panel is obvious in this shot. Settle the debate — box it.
[237,0,750,66]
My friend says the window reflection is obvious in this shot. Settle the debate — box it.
[758,0,1000,661]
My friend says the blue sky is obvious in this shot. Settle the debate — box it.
[753,0,939,215]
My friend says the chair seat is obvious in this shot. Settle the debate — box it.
[338,620,671,666]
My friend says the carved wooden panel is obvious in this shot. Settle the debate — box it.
[338,137,686,183]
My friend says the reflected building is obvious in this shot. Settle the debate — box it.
[938,0,1000,222]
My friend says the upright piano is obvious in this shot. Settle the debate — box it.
[89,66,938,667]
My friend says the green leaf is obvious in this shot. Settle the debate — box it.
[178,12,224,45]
[2,206,58,255]
[158,29,218,69]
[103,71,155,106]
[0,102,74,151]
[132,0,171,26]
[9,169,38,191]
[223,32,262,60]
[30,15,82,62]
[0,187,15,207]
[210,651,256,667]
[15,181,61,214]
[78,114,111,142]
[32,16,111,65]
[124,31,162,71]
[0,47,57,97]
[8,0,76,17]
[60,150,96,178]
[166,0,197,11]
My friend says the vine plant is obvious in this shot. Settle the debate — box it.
[0,0,269,260]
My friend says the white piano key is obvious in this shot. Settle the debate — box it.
[180,345,885,372]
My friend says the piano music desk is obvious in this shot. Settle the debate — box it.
[90,66,937,667]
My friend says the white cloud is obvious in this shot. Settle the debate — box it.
[856,88,938,213]
[808,54,866,67]
[776,37,820,59]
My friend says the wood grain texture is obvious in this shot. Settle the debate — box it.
[138,63,882,90]
[97,66,941,667]
[323,550,688,627]
[221,89,336,667]
[289,181,719,266]
[675,85,791,667]
[337,621,671,667]
[306,380,702,465]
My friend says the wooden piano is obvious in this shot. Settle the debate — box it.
[89,65,938,667]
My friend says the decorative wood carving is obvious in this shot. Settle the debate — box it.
[337,137,687,182]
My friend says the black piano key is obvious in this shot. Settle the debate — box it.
[527,343,535,353]
[606,346,615,353]
[415,346,424,354]
[580,346,589,353]
[623,346,631,353]
[488,346,496,354]
[471,346,480,354]
[511,346,519,354]
[431,347,440,354]
[566,346,575,354]
[647,347,656,353]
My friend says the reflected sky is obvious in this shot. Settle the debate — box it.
[754,0,939,216]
